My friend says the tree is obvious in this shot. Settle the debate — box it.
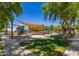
[44,25,53,34]
[9,3,22,37]
[0,3,22,37]
[42,2,79,41]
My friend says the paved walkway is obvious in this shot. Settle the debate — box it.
[64,33,79,56]
[1,35,35,56]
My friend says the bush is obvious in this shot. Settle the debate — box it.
[20,35,68,56]
[54,46,65,56]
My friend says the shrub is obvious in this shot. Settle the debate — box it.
[20,35,68,56]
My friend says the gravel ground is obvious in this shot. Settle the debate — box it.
[64,33,79,56]
[1,35,35,56]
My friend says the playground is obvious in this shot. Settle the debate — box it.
[0,2,79,56]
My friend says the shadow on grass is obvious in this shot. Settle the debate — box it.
[20,35,68,56]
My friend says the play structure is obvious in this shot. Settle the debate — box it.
[14,20,54,35]
[16,26,25,35]
[17,20,45,34]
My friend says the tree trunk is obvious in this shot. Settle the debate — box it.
[5,25,8,35]
[11,20,13,38]
[61,20,69,42]
[72,21,75,37]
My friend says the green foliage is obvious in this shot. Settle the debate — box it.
[42,2,79,39]
[20,35,68,56]
[73,24,79,29]
[53,25,62,31]
[44,25,54,30]
[0,2,22,37]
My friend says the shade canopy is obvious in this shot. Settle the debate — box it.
[18,20,44,30]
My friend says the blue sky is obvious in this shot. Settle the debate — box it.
[14,2,60,26]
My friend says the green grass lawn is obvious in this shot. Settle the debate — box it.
[20,35,69,56]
